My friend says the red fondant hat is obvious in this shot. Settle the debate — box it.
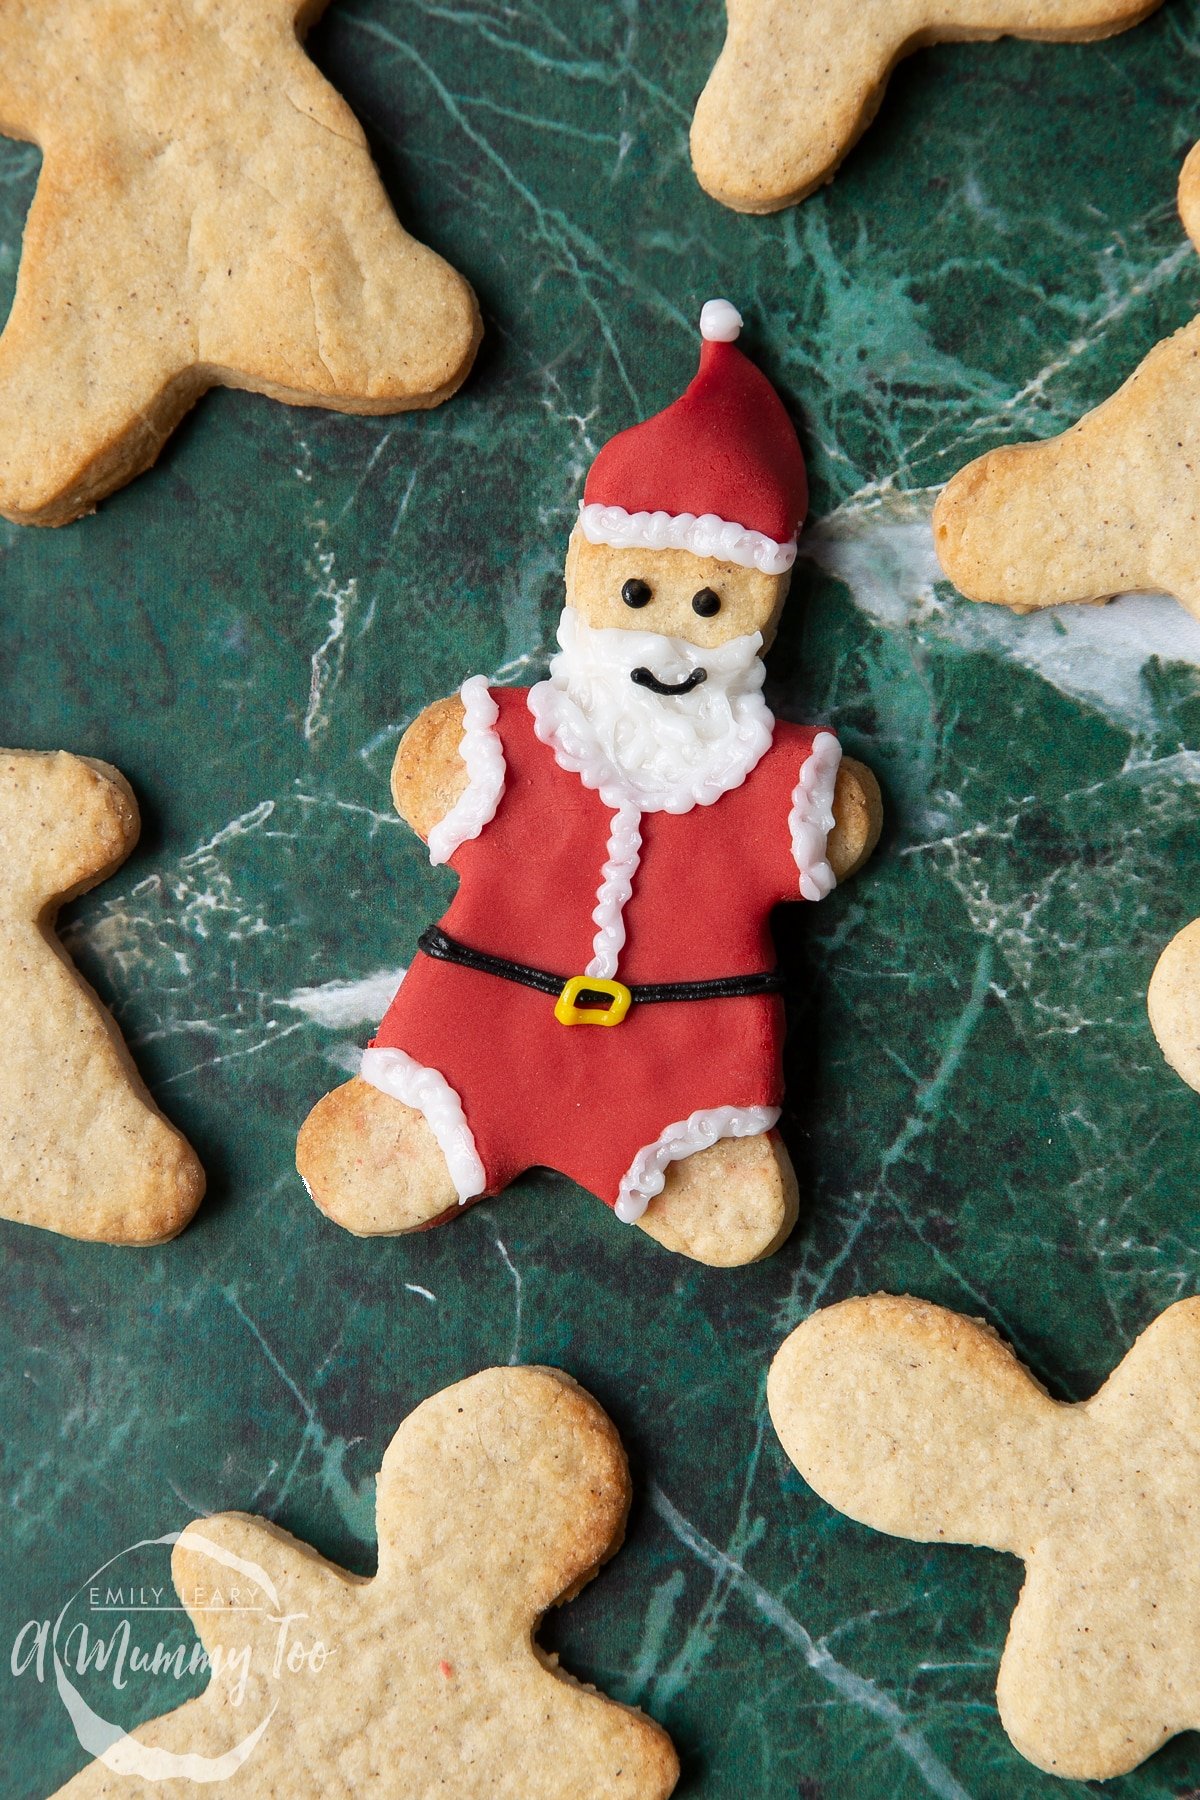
[580,300,807,575]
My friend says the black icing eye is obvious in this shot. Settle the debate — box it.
[692,587,721,617]
[622,577,651,608]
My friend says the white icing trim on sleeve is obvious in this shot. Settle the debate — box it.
[789,730,841,903]
[615,1104,781,1223]
[426,675,506,867]
[586,799,642,981]
[578,501,796,575]
[359,1046,485,1204]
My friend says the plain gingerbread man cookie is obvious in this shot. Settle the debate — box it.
[0,0,481,526]
[936,138,1200,618]
[770,1293,1200,1780]
[691,0,1162,213]
[0,750,204,1242]
[49,1367,679,1800]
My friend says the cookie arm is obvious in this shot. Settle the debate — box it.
[47,1516,355,1797]
[934,144,1200,621]
[691,0,905,212]
[768,1295,1061,1557]
[172,1513,355,1655]
[390,696,469,839]
[998,1553,1193,1780]
[826,756,882,883]
[692,1,1164,214]
[0,751,139,915]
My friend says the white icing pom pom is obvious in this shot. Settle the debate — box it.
[699,298,742,343]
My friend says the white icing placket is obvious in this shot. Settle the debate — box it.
[586,798,642,980]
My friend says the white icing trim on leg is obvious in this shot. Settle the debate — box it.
[426,675,506,867]
[615,1103,781,1223]
[789,730,840,903]
[586,798,642,980]
[359,1046,485,1204]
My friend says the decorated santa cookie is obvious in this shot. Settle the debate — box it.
[298,302,882,1266]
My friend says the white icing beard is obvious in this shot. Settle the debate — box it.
[528,607,774,814]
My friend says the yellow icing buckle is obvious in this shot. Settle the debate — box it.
[554,975,632,1027]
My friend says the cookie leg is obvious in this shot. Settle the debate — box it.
[635,1130,798,1265]
[297,1077,462,1235]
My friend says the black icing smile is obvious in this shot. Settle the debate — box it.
[630,666,708,697]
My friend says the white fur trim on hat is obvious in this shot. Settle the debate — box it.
[700,298,743,342]
[577,502,796,575]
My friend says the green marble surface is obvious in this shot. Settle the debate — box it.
[3,2,1200,1795]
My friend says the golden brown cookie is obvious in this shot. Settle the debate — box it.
[0,0,481,526]
[770,1293,1200,1779]
[49,1367,679,1799]
[692,0,1163,214]
[0,750,204,1242]
[1148,917,1200,1094]
[936,138,1200,617]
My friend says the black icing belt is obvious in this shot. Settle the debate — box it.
[416,925,785,1004]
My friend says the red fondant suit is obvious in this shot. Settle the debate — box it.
[372,687,831,1207]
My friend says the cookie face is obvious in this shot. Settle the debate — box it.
[935,138,1200,617]
[564,531,790,647]
[49,1367,679,1799]
[691,0,1163,214]
[0,750,204,1242]
[769,1294,1200,1779]
[0,0,481,525]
